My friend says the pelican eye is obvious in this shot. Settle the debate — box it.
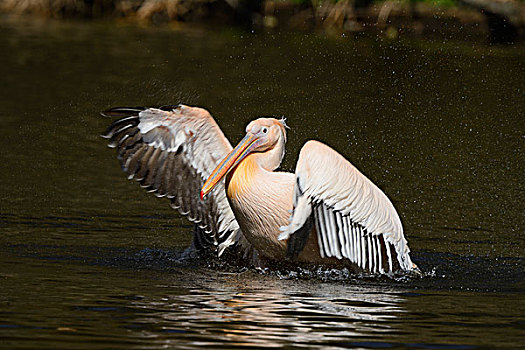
[262,127,268,134]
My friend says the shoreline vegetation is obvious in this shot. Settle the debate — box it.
[1,0,524,43]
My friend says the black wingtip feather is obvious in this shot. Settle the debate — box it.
[101,106,146,118]
[101,116,140,138]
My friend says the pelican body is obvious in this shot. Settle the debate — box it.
[103,104,418,274]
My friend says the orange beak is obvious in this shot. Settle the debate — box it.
[200,133,259,200]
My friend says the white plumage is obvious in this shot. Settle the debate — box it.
[280,140,416,272]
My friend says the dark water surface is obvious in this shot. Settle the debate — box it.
[1,18,524,349]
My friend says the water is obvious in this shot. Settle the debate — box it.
[1,17,524,349]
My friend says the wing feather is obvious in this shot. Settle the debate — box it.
[343,216,352,261]
[386,244,393,271]
[348,218,361,265]
[377,236,384,273]
[315,205,327,258]
[360,228,367,271]
[102,105,246,255]
[314,205,326,258]
[280,140,418,274]
[351,221,358,266]
[325,205,337,258]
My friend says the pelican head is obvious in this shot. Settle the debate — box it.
[200,117,287,200]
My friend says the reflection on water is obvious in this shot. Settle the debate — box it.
[130,279,405,348]
[0,17,523,350]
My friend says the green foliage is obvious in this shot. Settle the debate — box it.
[408,0,458,7]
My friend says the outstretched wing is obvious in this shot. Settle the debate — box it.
[279,140,418,274]
[102,104,244,255]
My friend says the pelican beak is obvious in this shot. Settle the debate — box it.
[200,133,258,200]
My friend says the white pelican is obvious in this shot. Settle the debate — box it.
[103,104,419,274]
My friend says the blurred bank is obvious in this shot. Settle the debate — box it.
[1,0,524,43]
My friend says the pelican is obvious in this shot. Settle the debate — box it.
[103,104,419,274]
